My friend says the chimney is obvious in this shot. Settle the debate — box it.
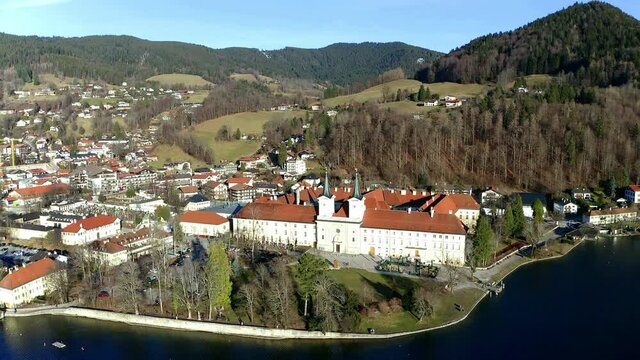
[22,262,26,268]
[8,268,12,274]
[400,190,406,195]
[407,207,412,214]
[295,188,301,205]
[412,190,417,196]
[430,208,434,217]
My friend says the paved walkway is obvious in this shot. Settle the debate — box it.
[307,249,382,271]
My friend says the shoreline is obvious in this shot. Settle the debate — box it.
[1,239,586,341]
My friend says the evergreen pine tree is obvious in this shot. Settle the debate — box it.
[503,204,515,239]
[512,196,526,238]
[472,215,495,267]
[417,85,427,101]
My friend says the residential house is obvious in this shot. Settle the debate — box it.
[553,200,578,214]
[184,194,211,211]
[61,215,121,246]
[583,208,637,225]
[179,211,230,237]
[571,187,593,201]
[178,185,199,200]
[4,183,70,209]
[480,188,503,205]
[624,185,640,204]
[284,158,306,175]
[202,181,228,201]
[229,184,256,202]
[518,193,548,218]
[87,228,173,266]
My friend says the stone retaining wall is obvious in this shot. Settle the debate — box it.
[3,303,485,340]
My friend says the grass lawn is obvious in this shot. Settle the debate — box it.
[183,90,210,103]
[189,110,306,162]
[357,287,484,333]
[150,144,209,168]
[146,73,213,87]
[328,268,422,301]
[323,80,487,108]
[378,101,442,115]
[328,269,485,333]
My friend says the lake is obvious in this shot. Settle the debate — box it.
[1,237,638,360]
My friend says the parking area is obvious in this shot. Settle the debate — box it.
[0,244,48,268]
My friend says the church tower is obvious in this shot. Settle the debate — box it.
[347,170,365,221]
[318,170,335,218]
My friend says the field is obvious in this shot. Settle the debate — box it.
[378,101,442,116]
[230,73,281,94]
[22,74,81,90]
[323,79,488,108]
[509,74,553,88]
[188,110,307,162]
[150,144,208,168]
[183,90,210,103]
[230,73,275,83]
[146,73,213,87]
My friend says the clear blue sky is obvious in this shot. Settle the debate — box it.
[0,0,638,52]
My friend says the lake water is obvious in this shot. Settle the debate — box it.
[1,238,639,360]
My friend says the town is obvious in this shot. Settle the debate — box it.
[0,72,637,335]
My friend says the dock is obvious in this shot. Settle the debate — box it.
[485,281,505,296]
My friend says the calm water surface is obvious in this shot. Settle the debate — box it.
[1,238,639,360]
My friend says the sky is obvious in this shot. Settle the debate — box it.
[0,0,638,52]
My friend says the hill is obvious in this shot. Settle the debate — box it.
[418,1,640,86]
[146,74,214,87]
[186,110,307,162]
[322,79,487,107]
[0,33,440,86]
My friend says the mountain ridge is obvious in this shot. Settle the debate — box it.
[0,33,441,86]
[416,1,640,86]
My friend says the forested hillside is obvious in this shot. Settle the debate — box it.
[417,1,640,86]
[297,80,640,192]
[0,34,439,86]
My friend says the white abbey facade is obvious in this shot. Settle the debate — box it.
[234,173,467,264]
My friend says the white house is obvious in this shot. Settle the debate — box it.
[553,200,578,214]
[284,158,306,175]
[583,208,637,225]
[0,258,63,308]
[480,188,503,205]
[624,185,640,204]
[184,194,211,211]
[180,211,230,237]
[61,215,121,246]
[571,187,593,201]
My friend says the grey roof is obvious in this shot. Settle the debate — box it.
[518,192,547,206]
[189,194,210,203]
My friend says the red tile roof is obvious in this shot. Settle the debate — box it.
[13,183,70,199]
[235,202,317,223]
[362,209,466,235]
[62,215,118,233]
[227,177,253,184]
[180,211,228,226]
[0,258,60,290]
[629,185,640,192]
[179,185,199,193]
